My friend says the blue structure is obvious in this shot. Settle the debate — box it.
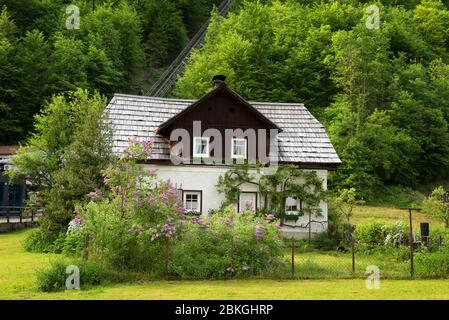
[0,146,26,215]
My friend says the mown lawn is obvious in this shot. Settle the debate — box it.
[1,227,449,300]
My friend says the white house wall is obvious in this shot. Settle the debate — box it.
[145,164,328,238]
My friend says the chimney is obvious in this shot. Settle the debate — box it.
[212,75,226,89]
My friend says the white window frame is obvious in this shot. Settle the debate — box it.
[231,138,247,159]
[239,192,257,212]
[193,137,210,158]
[183,191,202,213]
[285,197,299,215]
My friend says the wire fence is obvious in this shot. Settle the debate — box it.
[284,231,449,280]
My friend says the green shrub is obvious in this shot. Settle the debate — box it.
[169,210,285,279]
[36,259,115,292]
[415,250,449,278]
[355,221,408,252]
[427,227,449,252]
[23,228,65,253]
[37,260,68,292]
[63,232,84,256]
[310,232,342,251]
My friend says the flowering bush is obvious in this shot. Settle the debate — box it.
[169,208,285,279]
[70,139,285,279]
[74,139,185,272]
[67,215,83,235]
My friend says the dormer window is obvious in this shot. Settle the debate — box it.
[231,138,247,159]
[193,137,209,158]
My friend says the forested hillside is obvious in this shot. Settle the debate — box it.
[0,0,221,144]
[174,0,449,198]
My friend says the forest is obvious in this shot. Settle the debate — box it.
[2,0,449,199]
[0,0,222,144]
[175,0,449,198]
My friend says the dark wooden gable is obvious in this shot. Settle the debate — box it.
[158,83,281,135]
[157,83,281,162]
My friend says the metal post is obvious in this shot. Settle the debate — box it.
[308,212,311,244]
[351,234,355,273]
[291,238,295,277]
[408,209,414,278]
[6,206,10,223]
[400,207,421,278]
[19,210,22,223]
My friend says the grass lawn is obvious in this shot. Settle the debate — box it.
[1,226,449,300]
[351,205,443,227]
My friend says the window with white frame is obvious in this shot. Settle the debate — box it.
[239,192,256,212]
[193,137,209,158]
[183,191,201,213]
[232,138,247,159]
[285,197,298,214]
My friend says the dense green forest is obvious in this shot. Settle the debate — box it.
[0,0,221,144]
[2,0,449,199]
[174,0,449,198]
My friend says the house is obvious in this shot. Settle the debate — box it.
[106,76,341,238]
[0,146,26,215]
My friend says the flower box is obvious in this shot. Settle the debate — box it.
[186,211,202,217]
[284,214,300,222]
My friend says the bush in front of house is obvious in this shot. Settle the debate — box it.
[35,140,286,291]
[169,209,284,279]
[36,259,127,292]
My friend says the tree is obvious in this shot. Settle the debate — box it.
[330,188,363,225]
[422,186,449,228]
[8,89,114,240]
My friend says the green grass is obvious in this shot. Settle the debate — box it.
[351,205,443,227]
[1,228,449,299]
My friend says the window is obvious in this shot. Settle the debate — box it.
[183,191,201,213]
[232,138,247,159]
[193,137,209,158]
[239,192,256,212]
[285,197,298,214]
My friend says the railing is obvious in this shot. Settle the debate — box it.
[0,206,43,224]
[146,0,233,97]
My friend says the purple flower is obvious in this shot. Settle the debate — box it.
[225,218,233,227]
[87,188,101,200]
[74,215,83,225]
[255,225,265,241]
[266,214,274,221]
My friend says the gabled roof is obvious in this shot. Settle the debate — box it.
[157,83,282,134]
[106,92,341,168]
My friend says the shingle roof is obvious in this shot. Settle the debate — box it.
[106,94,341,167]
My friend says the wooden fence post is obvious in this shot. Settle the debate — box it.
[351,234,355,274]
[291,238,295,278]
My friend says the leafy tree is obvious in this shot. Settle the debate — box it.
[8,89,113,240]
[422,186,449,228]
[330,187,363,225]
[45,34,88,96]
